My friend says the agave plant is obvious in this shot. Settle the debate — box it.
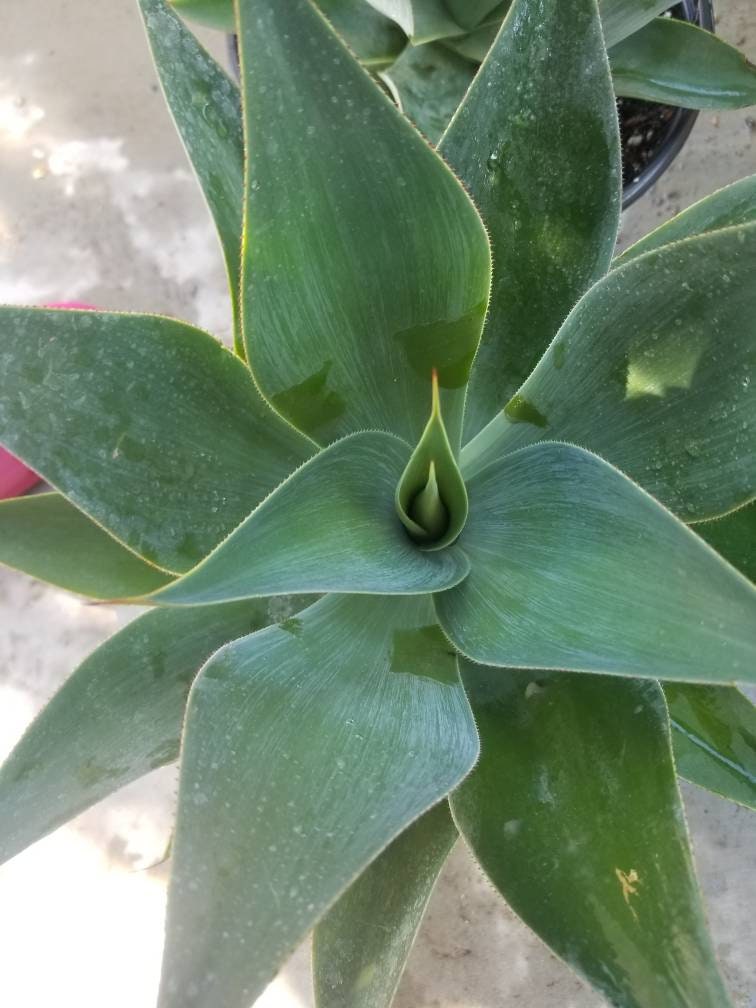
[172,0,756,144]
[0,0,755,1007]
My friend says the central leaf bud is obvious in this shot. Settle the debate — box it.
[395,370,468,550]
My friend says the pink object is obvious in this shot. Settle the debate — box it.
[45,301,97,311]
[0,301,97,500]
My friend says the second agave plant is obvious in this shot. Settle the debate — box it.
[0,1,754,1007]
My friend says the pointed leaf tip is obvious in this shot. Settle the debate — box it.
[396,371,468,549]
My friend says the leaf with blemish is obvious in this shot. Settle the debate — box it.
[239,0,490,448]
[462,223,756,522]
[451,663,733,1008]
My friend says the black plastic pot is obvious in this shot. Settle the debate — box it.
[227,0,715,208]
[621,0,715,208]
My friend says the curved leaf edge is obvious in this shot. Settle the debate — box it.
[0,493,173,600]
[461,217,756,502]
[613,172,756,268]
[143,429,478,606]
[310,800,461,1008]
[0,305,319,577]
[440,439,756,683]
[236,0,493,444]
[447,675,733,1007]
[138,0,246,358]
[169,601,481,995]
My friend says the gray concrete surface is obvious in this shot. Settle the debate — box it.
[0,2,754,1006]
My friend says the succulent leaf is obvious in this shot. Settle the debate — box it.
[239,0,490,448]
[157,594,478,1008]
[462,222,756,522]
[610,19,756,109]
[139,0,245,353]
[439,0,621,440]
[0,599,298,865]
[615,174,756,266]
[451,663,734,1008]
[151,431,470,606]
[395,370,468,549]
[168,0,235,32]
[600,0,678,48]
[664,682,756,811]
[436,442,756,682]
[313,802,457,1008]
[364,0,463,43]
[0,493,171,599]
[382,41,475,145]
[443,0,503,32]
[0,308,314,573]
[696,500,756,583]
[318,0,407,68]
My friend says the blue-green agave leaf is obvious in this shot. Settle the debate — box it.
[239,0,490,448]
[451,663,733,1008]
[439,0,621,440]
[436,442,756,682]
[665,682,756,811]
[151,432,470,606]
[0,308,313,573]
[0,492,171,598]
[610,19,756,109]
[139,0,245,352]
[158,594,478,1008]
[0,599,307,865]
[615,174,756,266]
[462,222,756,522]
[313,802,457,1008]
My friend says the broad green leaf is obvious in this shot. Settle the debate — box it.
[396,372,468,548]
[0,598,301,865]
[169,0,234,31]
[364,0,463,43]
[383,42,475,146]
[610,19,756,109]
[0,308,313,573]
[462,223,756,522]
[158,594,478,1008]
[451,664,733,1008]
[439,0,621,441]
[696,500,756,584]
[0,492,171,599]
[170,0,406,68]
[443,0,503,32]
[601,0,674,48]
[364,0,413,34]
[152,432,470,606]
[442,24,497,63]
[665,683,756,811]
[313,802,457,1008]
[435,442,756,682]
[239,0,490,449]
[139,0,245,353]
[318,0,406,69]
[615,174,756,266]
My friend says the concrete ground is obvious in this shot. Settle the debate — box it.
[0,2,754,1006]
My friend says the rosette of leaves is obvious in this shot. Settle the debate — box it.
[171,0,756,144]
[0,1,755,1007]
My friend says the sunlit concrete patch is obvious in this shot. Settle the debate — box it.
[0,93,44,141]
